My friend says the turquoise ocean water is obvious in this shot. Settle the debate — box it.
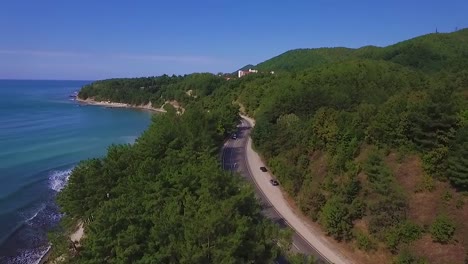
[0,80,152,263]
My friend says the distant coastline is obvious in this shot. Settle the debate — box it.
[76,97,167,113]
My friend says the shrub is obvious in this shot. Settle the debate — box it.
[349,198,366,220]
[422,147,449,179]
[415,175,435,193]
[355,231,376,252]
[441,190,452,202]
[385,221,423,252]
[396,145,411,163]
[368,194,407,234]
[346,161,361,177]
[319,197,352,241]
[430,214,456,243]
[399,221,423,243]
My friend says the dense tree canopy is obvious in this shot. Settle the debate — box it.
[58,86,283,263]
[57,28,468,263]
[240,29,468,260]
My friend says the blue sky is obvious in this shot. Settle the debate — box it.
[1,0,467,80]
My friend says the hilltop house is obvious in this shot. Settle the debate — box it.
[238,68,258,78]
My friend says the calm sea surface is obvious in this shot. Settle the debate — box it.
[0,80,152,263]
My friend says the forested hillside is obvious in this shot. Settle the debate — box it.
[256,29,468,74]
[240,29,468,264]
[256,47,354,72]
[58,29,468,264]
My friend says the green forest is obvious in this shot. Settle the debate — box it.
[58,29,468,263]
[54,92,296,263]
[78,73,225,107]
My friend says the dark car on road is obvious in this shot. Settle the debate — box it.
[260,166,267,172]
[232,133,237,139]
[270,179,279,186]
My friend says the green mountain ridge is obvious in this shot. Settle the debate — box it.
[237,64,256,72]
[249,28,468,73]
[255,47,354,72]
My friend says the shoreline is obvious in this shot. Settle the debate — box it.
[37,96,181,263]
[38,246,52,264]
[39,222,84,264]
[75,97,167,113]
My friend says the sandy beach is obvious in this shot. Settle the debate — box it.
[39,222,85,264]
[70,222,84,244]
[76,97,167,113]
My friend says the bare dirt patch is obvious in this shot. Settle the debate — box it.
[410,192,443,226]
[385,152,423,192]
[309,150,328,182]
[386,152,468,263]
[411,235,466,264]
[386,153,440,226]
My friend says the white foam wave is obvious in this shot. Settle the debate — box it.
[34,245,51,264]
[48,169,72,192]
[9,244,51,264]
[24,204,46,224]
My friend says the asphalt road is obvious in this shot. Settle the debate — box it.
[221,119,329,264]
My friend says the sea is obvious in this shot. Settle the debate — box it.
[0,80,153,264]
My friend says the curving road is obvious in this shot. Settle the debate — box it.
[221,117,352,264]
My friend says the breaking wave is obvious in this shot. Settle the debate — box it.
[48,169,72,192]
